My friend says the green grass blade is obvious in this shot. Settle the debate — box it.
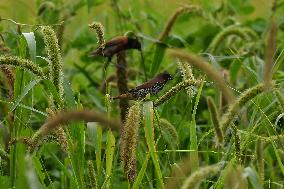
[189,79,204,171]
[48,151,77,188]
[32,156,48,189]
[271,141,284,176]
[22,32,36,62]
[10,79,40,112]
[42,80,63,107]
[150,44,167,76]
[244,167,263,189]
[25,155,42,189]
[95,126,102,176]
[143,101,164,188]
[132,154,149,189]
[106,130,116,189]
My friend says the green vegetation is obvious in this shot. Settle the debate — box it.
[0,0,283,188]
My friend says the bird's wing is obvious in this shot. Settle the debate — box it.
[135,79,159,90]
[103,36,129,57]
[105,36,128,47]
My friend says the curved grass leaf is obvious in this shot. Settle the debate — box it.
[189,79,204,171]
[244,167,262,189]
[10,79,40,112]
[106,130,116,189]
[22,32,36,62]
[143,101,164,188]
[150,43,167,76]
[132,154,149,189]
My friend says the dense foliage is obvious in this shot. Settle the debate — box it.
[0,0,284,188]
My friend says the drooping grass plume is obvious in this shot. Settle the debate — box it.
[275,90,284,112]
[223,164,248,189]
[31,110,121,142]
[159,5,203,41]
[256,139,264,185]
[177,59,195,81]
[169,49,235,104]
[87,160,97,189]
[219,70,229,113]
[208,26,258,53]
[232,124,241,164]
[1,65,14,99]
[120,102,140,182]
[46,108,68,151]
[154,79,200,107]
[88,21,105,48]
[160,118,178,143]
[263,20,277,89]
[0,56,45,79]
[116,51,129,123]
[207,97,224,145]
[41,26,64,100]
[0,144,9,160]
[220,83,266,133]
[180,163,221,189]
[177,59,195,95]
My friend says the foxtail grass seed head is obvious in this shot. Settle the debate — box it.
[46,108,68,151]
[275,90,284,112]
[180,164,221,189]
[0,56,45,79]
[224,165,248,189]
[31,110,121,143]
[120,102,141,182]
[159,5,203,41]
[232,124,241,164]
[177,59,196,95]
[220,83,266,133]
[256,139,264,185]
[154,79,199,107]
[160,118,179,145]
[41,26,64,100]
[87,160,97,189]
[207,97,224,145]
[1,65,14,99]
[263,20,277,90]
[89,22,105,48]
[208,26,257,53]
[169,49,235,104]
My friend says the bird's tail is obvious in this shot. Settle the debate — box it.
[89,48,102,57]
[112,93,133,100]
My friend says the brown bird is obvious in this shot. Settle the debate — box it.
[113,72,173,100]
[89,36,141,61]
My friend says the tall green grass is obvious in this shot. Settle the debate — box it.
[0,0,283,188]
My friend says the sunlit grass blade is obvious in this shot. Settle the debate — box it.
[22,32,36,62]
[106,130,116,189]
[95,126,102,176]
[143,101,164,188]
[189,79,204,171]
[132,154,149,189]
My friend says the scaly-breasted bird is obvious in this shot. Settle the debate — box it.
[113,72,173,100]
[89,36,141,61]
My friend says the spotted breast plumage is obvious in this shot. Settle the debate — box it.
[113,72,173,100]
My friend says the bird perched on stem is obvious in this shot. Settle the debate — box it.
[113,72,173,100]
[89,36,141,61]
